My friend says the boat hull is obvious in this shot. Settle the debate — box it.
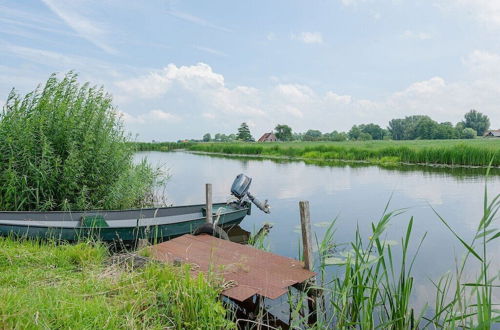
[0,202,250,242]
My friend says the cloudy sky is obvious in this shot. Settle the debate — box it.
[1,0,500,141]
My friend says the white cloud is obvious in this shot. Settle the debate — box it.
[41,0,117,54]
[290,32,324,44]
[402,30,432,40]
[115,53,500,139]
[455,0,500,27]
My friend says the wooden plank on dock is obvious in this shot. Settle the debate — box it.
[149,234,316,302]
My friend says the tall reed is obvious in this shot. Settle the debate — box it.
[289,185,499,329]
[187,141,499,167]
[0,73,159,211]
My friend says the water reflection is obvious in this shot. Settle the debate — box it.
[135,151,500,312]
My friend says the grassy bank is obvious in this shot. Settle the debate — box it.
[186,140,500,167]
[0,238,232,329]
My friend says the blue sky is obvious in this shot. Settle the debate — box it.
[1,0,500,141]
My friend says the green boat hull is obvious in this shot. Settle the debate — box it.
[0,202,250,242]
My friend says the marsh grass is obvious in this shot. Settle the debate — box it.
[0,73,160,211]
[187,141,500,167]
[288,184,500,329]
[0,237,233,329]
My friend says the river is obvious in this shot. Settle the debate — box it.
[135,150,500,314]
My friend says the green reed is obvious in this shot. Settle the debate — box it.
[187,140,499,167]
[0,73,161,211]
[289,182,499,329]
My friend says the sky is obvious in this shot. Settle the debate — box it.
[1,0,500,141]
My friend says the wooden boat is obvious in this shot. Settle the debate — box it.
[0,202,251,242]
[0,173,271,242]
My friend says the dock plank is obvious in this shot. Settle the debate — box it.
[150,234,316,302]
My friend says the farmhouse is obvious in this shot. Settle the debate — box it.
[484,130,500,138]
[258,132,277,142]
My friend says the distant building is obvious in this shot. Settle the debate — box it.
[484,130,500,138]
[258,132,277,142]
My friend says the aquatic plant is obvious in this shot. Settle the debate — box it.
[288,184,499,329]
[0,73,160,211]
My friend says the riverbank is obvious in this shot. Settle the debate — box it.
[184,140,499,167]
[0,238,232,329]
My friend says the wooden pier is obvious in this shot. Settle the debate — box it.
[149,233,315,302]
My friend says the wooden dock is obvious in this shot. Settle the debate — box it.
[149,234,316,302]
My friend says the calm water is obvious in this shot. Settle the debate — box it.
[135,151,500,311]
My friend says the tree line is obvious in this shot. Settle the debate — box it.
[200,110,492,142]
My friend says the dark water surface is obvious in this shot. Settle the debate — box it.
[135,151,500,311]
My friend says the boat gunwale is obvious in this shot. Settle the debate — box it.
[0,202,231,216]
[0,203,250,228]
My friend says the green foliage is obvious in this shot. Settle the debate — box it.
[303,129,322,141]
[0,72,158,211]
[462,127,477,139]
[0,238,232,329]
[463,109,490,136]
[202,133,211,142]
[274,124,293,141]
[236,122,254,142]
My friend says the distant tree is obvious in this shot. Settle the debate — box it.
[292,132,304,141]
[358,132,373,141]
[348,125,362,140]
[236,122,254,141]
[202,133,211,142]
[303,129,322,141]
[360,123,385,140]
[435,122,459,140]
[462,127,477,139]
[214,133,222,142]
[462,110,490,136]
[274,124,293,141]
[325,130,347,141]
[228,134,237,141]
[388,119,406,140]
[413,117,439,139]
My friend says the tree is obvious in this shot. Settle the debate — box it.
[413,117,439,139]
[388,119,406,140]
[462,128,477,139]
[303,129,322,141]
[274,124,293,141]
[462,110,490,136]
[202,133,211,142]
[358,132,373,141]
[236,122,254,141]
[214,133,221,142]
[359,123,385,140]
[325,130,347,141]
[348,125,362,140]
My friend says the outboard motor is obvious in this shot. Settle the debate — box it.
[231,173,271,213]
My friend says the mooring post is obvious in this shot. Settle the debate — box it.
[299,200,317,325]
[206,183,213,223]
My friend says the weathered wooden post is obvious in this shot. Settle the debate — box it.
[206,183,213,223]
[299,201,317,325]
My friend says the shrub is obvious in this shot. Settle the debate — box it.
[0,72,158,211]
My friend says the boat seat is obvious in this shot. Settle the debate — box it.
[80,215,109,228]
